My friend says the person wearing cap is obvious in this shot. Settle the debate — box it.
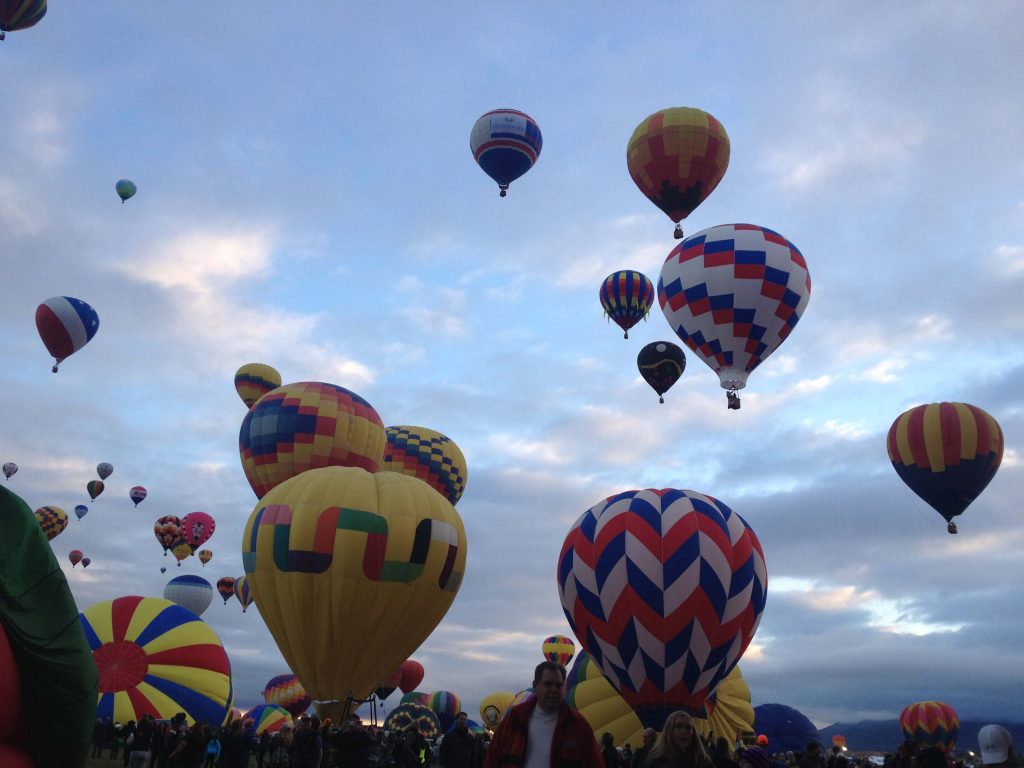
[978,725,1015,768]
[640,711,711,768]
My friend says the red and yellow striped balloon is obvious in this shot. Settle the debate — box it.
[887,402,1003,532]
[541,634,575,666]
[900,700,959,753]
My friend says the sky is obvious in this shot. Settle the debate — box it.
[2,1,1023,735]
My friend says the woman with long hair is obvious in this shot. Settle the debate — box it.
[643,712,712,768]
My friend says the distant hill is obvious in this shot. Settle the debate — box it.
[819,720,1024,755]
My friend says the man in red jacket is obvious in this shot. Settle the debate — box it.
[485,661,604,768]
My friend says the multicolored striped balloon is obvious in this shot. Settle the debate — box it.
[558,488,767,729]
[887,402,1003,534]
[541,635,575,667]
[86,480,104,501]
[233,575,253,612]
[263,673,311,717]
[900,701,960,753]
[34,296,99,372]
[400,691,430,707]
[234,363,282,408]
[0,1,47,39]
[244,703,292,737]
[470,109,542,197]
[33,505,67,541]
[238,381,386,499]
[600,271,655,339]
[79,596,232,725]
[216,577,236,605]
[428,690,462,731]
[384,426,468,506]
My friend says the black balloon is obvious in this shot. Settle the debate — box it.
[637,341,686,403]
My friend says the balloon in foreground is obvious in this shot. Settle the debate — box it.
[558,488,767,728]
[263,674,312,718]
[627,107,730,239]
[637,341,685,403]
[2,462,16,480]
[35,296,100,372]
[129,486,147,506]
[541,635,575,666]
[154,516,181,555]
[239,381,387,499]
[384,703,440,738]
[86,480,104,501]
[115,179,136,203]
[242,466,467,721]
[398,659,425,694]
[753,703,822,755]
[470,109,542,196]
[479,692,514,732]
[233,575,253,612]
[900,701,960,753]
[163,574,214,617]
[234,363,282,408]
[0,0,45,40]
[34,505,67,541]
[198,549,213,566]
[216,577,236,604]
[384,425,468,505]
[244,704,292,737]
[74,504,88,520]
[600,271,655,339]
[428,690,461,732]
[79,596,232,725]
[96,462,113,480]
[658,223,811,409]
[69,550,84,567]
[887,402,1003,534]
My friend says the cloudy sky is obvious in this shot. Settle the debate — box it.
[2,2,1023,733]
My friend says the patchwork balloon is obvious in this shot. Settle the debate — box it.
[658,223,811,409]
[234,363,282,408]
[637,341,686,403]
[384,703,440,738]
[33,506,68,541]
[238,381,387,499]
[216,577,236,605]
[263,674,312,718]
[600,271,655,339]
[541,635,575,667]
[129,486,147,507]
[470,109,542,197]
[244,704,292,737]
[900,701,959,753]
[35,296,100,372]
[557,488,767,728]
[383,426,468,505]
[154,516,181,555]
[163,575,213,617]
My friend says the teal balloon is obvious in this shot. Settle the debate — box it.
[115,179,137,203]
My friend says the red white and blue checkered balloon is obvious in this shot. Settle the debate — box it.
[34,296,100,372]
[557,488,767,730]
[658,224,811,396]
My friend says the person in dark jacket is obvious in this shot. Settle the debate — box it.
[336,714,374,768]
[442,713,481,768]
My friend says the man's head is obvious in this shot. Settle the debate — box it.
[455,712,468,730]
[979,724,1014,765]
[642,729,657,749]
[532,661,566,713]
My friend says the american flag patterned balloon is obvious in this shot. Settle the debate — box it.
[557,488,767,729]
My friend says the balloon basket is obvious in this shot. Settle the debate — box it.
[947,521,958,534]
[673,224,683,239]
[727,390,741,410]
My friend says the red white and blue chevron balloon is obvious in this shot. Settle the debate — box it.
[557,488,767,729]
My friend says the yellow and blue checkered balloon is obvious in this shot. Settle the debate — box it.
[383,425,468,506]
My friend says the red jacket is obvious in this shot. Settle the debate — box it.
[485,698,604,768]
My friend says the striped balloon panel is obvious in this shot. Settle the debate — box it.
[557,488,766,728]
[34,296,99,360]
[600,271,654,333]
[0,1,47,33]
[899,701,960,753]
[78,596,231,726]
[244,703,292,736]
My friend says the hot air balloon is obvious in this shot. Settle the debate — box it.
[69,550,84,568]
[398,659,425,694]
[627,107,730,239]
[244,704,292,737]
[86,480,104,501]
[3,462,17,480]
[129,486,147,506]
[375,669,403,701]
[234,575,253,612]
[384,703,440,738]
[115,179,136,204]
[73,504,88,520]
[163,574,214,616]
[33,505,68,541]
[428,691,461,732]
[541,635,575,667]
[401,692,431,707]
[753,704,822,755]
[383,426,468,505]
[900,701,960,753]
[241,466,467,722]
[154,516,181,555]
[34,296,100,373]
[658,223,812,409]
[470,109,542,197]
[558,488,767,728]
[181,512,216,553]
[887,402,1004,534]
[479,692,514,732]
[79,596,232,725]
[234,363,282,408]
[81,557,91,568]
[832,736,846,748]
[96,462,113,480]
[600,271,655,339]
[0,0,45,40]
[160,567,167,574]
[216,577,236,604]
[637,341,686,404]
[198,549,213,566]
[238,381,387,499]
[263,674,312,718]
[171,539,192,566]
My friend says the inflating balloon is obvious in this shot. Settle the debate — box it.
[33,506,67,541]
[244,704,292,737]
[79,596,232,725]
[241,466,467,722]
[398,659,425,694]
[216,577,236,604]
[428,691,461,732]
[154,516,181,555]
[115,179,136,204]
[0,0,45,41]
[263,674,312,718]
[479,692,514,732]
[198,549,213,566]
[234,363,282,408]
[171,539,191,566]
[383,426,468,505]
[129,486,147,506]
[35,296,100,372]
[384,703,440,738]
[74,504,88,520]
[541,635,575,666]
[887,402,1003,534]
[900,701,959,753]
[238,381,387,499]
[69,550,84,568]
[558,488,767,728]
[3,462,17,480]
[96,462,113,480]
[234,575,253,612]
[658,223,811,409]
[181,512,216,553]
[627,107,730,239]
[470,109,542,196]
[163,574,214,616]
[637,341,686,403]
[753,703,822,755]
[600,271,655,339]
[86,480,104,501]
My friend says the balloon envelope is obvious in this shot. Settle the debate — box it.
[234,363,282,408]
[398,659,424,694]
[0,0,46,36]
[154,516,181,554]
[96,463,113,480]
[163,574,214,617]
[479,692,514,732]
[2,463,16,480]
[74,504,88,520]
[541,635,575,666]
[115,179,136,202]
[81,558,91,568]
[383,426,468,506]
[900,701,960,753]
[470,109,542,195]
[384,703,440,738]
[428,691,461,732]
[400,692,430,707]
[637,341,686,402]
[233,575,253,611]
[86,480,104,501]
[244,703,292,737]
[198,549,213,566]
[129,486,147,506]
[35,296,99,371]
[180,512,216,552]
[33,506,68,541]
[216,577,236,604]
[69,550,84,567]
[600,271,655,339]
[752,703,822,755]
[263,674,311,718]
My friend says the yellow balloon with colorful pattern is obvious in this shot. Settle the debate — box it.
[234,363,282,408]
[384,426,468,506]
[33,505,68,541]
[480,691,514,732]
[242,466,467,722]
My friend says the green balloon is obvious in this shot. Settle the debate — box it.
[115,179,137,203]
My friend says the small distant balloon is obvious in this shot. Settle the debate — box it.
[234,363,282,408]
[160,566,167,574]
[154,515,181,555]
[35,296,100,372]
[2,462,17,480]
[198,549,213,566]
[0,0,46,41]
[74,504,88,520]
[216,576,236,604]
[470,109,542,197]
[129,486,147,506]
[600,271,655,339]
[34,505,68,540]
[81,557,91,568]
[69,550,84,568]
[234,574,253,612]
[96,462,113,480]
[637,341,686,404]
[171,539,192,566]
[87,480,104,501]
[115,179,137,203]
